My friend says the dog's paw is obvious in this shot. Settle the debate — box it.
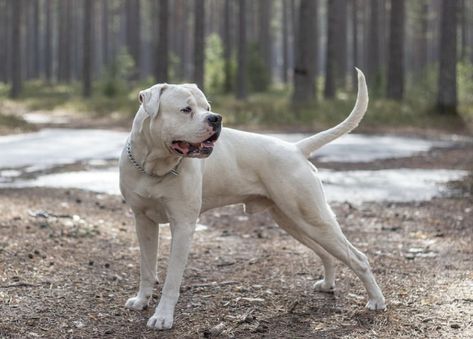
[147,312,174,330]
[366,298,386,311]
[313,279,335,293]
[125,296,148,310]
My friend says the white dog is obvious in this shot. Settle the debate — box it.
[119,69,386,330]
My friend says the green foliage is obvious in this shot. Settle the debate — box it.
[204,34,225,93]
[168,52,182,83]
[458,61,473,105]
[458,61,473,125]
[247,43,271,93]
[99,49,135,98]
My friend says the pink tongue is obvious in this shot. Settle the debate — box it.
[175,142,190,155]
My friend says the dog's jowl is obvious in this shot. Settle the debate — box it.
[119,70,386,330]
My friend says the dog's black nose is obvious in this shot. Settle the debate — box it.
[207,114,222,128]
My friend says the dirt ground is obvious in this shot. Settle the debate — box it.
[1,139,472,338]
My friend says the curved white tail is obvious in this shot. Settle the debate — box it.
[296,68,369,158]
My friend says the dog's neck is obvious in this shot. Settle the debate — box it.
[129,111,182,177]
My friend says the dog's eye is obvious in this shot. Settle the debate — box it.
[180,106,192,113]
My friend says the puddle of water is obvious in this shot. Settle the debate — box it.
[4,169,120,195]
[0,129,451,170]
[269,133,451,162]
[22,113,70,125]
[318,168,467,203]
[0,128,465,203]
[0,129,127,168]
[2,167,466,204]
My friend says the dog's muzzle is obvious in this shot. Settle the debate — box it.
[170,114,222,158]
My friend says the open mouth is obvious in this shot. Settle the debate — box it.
[170,131,220,158]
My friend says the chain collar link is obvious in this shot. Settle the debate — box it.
[126,141,180,178]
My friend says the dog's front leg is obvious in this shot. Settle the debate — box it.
[147,220,196,330]
[125,211,159,310]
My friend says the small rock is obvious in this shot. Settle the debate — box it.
[104,263,110,268]
[73,320,85,329]
[450,323,461,329]
[88,260,94,266]
[28,253,34,259]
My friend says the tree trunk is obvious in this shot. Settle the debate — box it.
[174,0,186,80]
[292,0,318,104]
[44,0,52,83]
[102,0,109,65]
[58,0,72,82]
[126,0,141,79]
[367,0,381,92]
[193,0,205,90]
[324,0,338,98]
[436,0,458,115]
[281,0,289,84]
[386,0,405,100]
[33,0,40,78]
[335,0,348,88]
[417,0,429,74]
[155,0,169,82]
[352,0,359,88]
[258,0,272,81]
[0,0,7,83]
[236,0,247,100]
[83,0,94,97]
[223,0,233,93]
[460,0,467,61]
[10,0,22,98]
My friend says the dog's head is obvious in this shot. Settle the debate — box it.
[138,83,222,158]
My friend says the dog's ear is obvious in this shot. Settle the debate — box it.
[138,83,168,117]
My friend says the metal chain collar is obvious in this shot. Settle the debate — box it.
[126,141,180,177]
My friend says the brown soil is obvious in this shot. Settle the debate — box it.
[0,176,472,338]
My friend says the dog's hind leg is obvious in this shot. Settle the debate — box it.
[268,171,385,310]
[125,212,159,311]
[270,207,336,293]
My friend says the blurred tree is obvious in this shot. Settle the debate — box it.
[459,0,468,61]
[293,0,318,104]
[10,0,22,98]
[58,0,72,82]
[351,0,360,89]
[281,0,289,84]
[236,0,247,100]
[335,0,348,88]
[0,0,7,83]
[83,0,94,98]
[324,0,336,99]
[386,0,405,100]
[416,0,429,74]
[44,0,52,83]
[257,0,272,88]
[125,0,141,79]
[30,0,40,79]
[154,0,169,82]
[194,0,205,90]
[436,0,458,114]
[367,0,381,94]
[223,0,233,93]
[102,0,110,65]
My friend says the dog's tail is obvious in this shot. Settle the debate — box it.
[296,68,368,158]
